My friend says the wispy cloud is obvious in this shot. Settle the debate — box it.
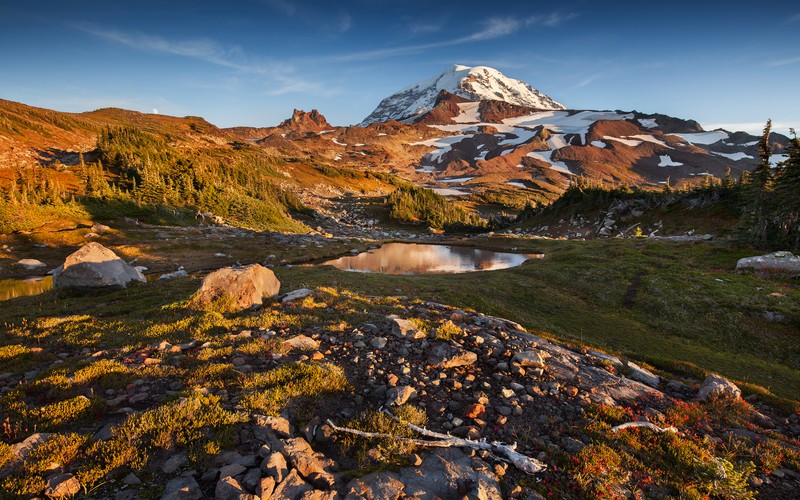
[262,0,296,16]
[326,13,574,62]
[337,12,352,34]
[73,24,332,95]
[407,22,443,37]
[784,13,800,24]
[575,74,602,88]
[527,12,579,28]
[766,56,800,67]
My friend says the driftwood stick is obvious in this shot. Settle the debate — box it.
[611,421,678,434]
[380,409,547,475]
[325,420,459,447]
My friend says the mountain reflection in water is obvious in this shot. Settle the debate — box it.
[321,243,543,275]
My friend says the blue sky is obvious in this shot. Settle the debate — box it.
[1,1,798,134]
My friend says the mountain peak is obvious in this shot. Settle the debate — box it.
[279,109,331,132]
[360,65,564,125]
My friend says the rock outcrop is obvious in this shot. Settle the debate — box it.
[736,251,800,275]
[52,242,145,290]
[193,264,280,310]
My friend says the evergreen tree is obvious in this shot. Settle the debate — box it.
[773,129,800,249]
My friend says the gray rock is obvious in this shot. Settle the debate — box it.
[254,414,292,438]
[512,350,545,368]
[215,476,256,500]
[370,337,388,349]
[386,385,417,406]
[160,476,203,500]
[261,452,288,483]
[344,471,405,500]
[278,438,335,488]
[698,373,741,400]
[270,469,312,500]
[53,242,146,290]
[193,264,280,310]
[284,335,320,351]
[282,288,314,304]
[257,477,275,499]
[219,463,247,479]
[397,448,502,500]
[623,361,660,388]
[159,267,189,280]
[736,251,800,274]
[427,343,477,368]
[8,432,52,468]
[242,468,261,493]
[162,453,189,474]
[44,473,81,497]
[16,258,47,270]
[388,316,425,339]
[123,473,142,485]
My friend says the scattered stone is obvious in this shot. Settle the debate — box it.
[512,350,545,368]
[388,316,425,339]
[270,469,312,500]
[261,452,289,483]
[698,373,741,400]
[257,477,276,499]
[160,266,189,280]
[344,471,405,500]
[123,473,142,485]
[16,258,47,270]
[193,264,280,310]
[427,343,477,368]
[370,337,388,349]
[215,476,256,500]
[282,288,314,303]
[279,438,336,488]
[160,477,204,500]
[53,242,146,290]
[44,473,80,497]
[219,463,246,479]
[284,335,320,351]
[465,403,485,419]
[162,453,189,474]
[387,385,417,406]
[255,414,292,438]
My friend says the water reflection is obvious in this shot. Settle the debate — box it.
[321,243,543,275]
[0,276,53,301]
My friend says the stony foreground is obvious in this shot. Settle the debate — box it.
[0,284,798,499]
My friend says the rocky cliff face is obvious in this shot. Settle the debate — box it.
[279,109,332,133]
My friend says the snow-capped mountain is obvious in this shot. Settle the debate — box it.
[360,65,565,125]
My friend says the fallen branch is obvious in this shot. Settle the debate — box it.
[611,421,678,434]
[327,415,546,475]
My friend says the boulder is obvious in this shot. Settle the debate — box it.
[623,361,660,388]
[193,264,280,310]
[53,242,145,290]
[282,288,314,304]
[389,316,425,339]
[161,477,204,500]
[284,335,320,351]
[44,473,81,497]
[386,385,417,406]
[427,343,477,368]
[16,258,47,270]
[512,350,545,368]
[215,476,256,500]
[278,438,335,488]
[698,374,741,400]
[398,448,502,500]
[344,471,405,500]
[736,251,800,275]
[261,452,288,483]
[270,469,312,499]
